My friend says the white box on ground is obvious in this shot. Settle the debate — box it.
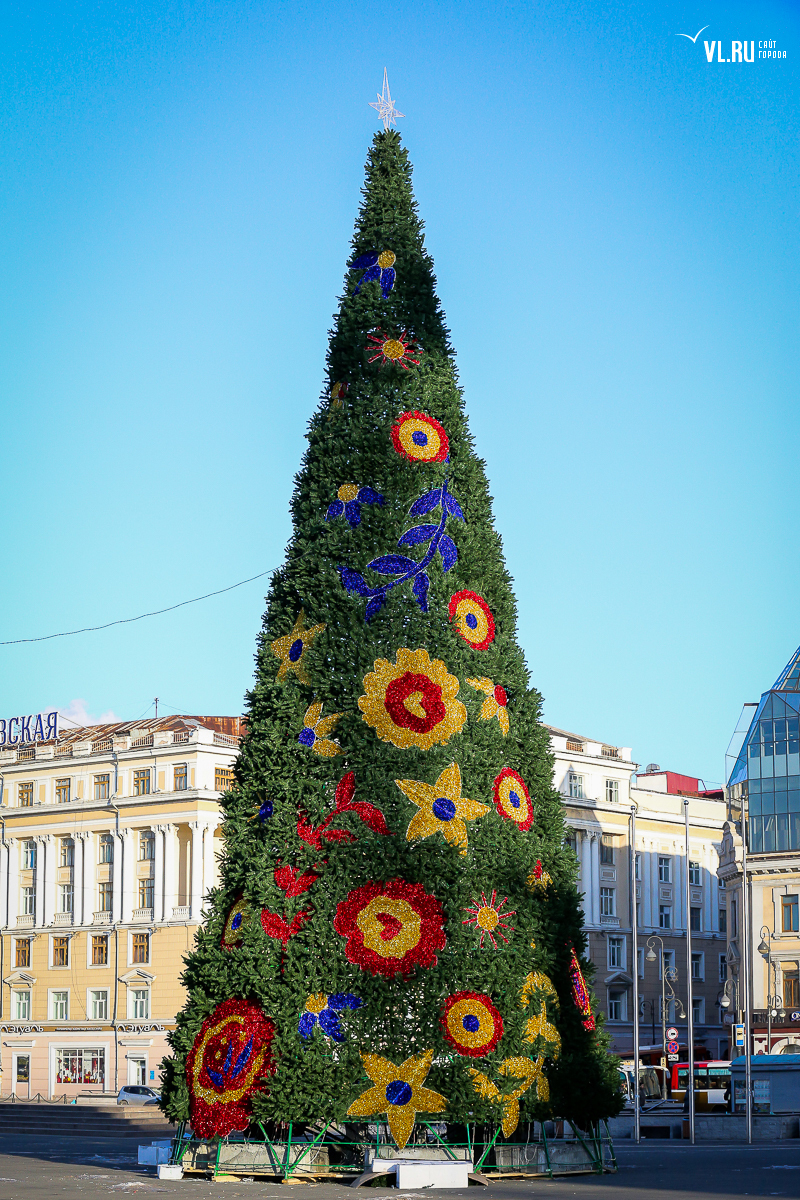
[157,1164,184,1181]
[394,1160,473,1188]
[138,1146,170,1165]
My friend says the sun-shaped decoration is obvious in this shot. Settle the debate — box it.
[397,762,490,856]
[367,327,420,370]
[271,610,326,686]
[462,889,517,949]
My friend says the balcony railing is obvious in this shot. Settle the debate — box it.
[172,905,190,920]
[602,746,619,758]
[53,912,73,926]
[172,731,190,744]
[91,739,113,754]
[93,911,112,924]
[16,914,34,928]
[130,735,154,749]
[55,744,73,757]
[132,908,154,922]
[566,740,584,753]
[17,748,35,762]
[213,732,239,747]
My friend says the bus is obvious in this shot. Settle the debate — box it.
[670,1061,730,1109]
[618,1062,668,1106]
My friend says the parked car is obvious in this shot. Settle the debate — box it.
[117,1085,161,1106]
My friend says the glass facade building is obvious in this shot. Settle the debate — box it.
[727,646,800,853]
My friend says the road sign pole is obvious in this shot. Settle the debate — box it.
[685,800,695,1145]
[630,805,640,1145]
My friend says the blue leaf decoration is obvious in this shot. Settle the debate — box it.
[298,1012,317,1040]
[365,594,386,622]
[412,572,430,613]
[356,486,384,505]
[409,489,442,517]
[230,1036,253,1080]
[223,1041,233,1075]
[318,1008,345,1042]
[326,500,344,520]
[438,535,458,573]
[344,500,362,527]
[349,252,379,270]
[397,524,437,547]
[352,264,381,293]
[380,267,396,296]
[340,567,369,596]
[443,492,465,521]
[328,992,363,1011]
[205,1066,224,1090]
[367,554,419,576]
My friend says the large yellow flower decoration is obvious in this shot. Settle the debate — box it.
[397,763,489,855]
[358,648,466,750]
[271,610,326,685]
[346,1049,447,1149]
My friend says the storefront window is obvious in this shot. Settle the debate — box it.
[56,1048,105,1085]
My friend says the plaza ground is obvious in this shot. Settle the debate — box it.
[0,1138,798,1200]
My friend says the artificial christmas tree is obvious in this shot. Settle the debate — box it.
[161,128,621,1148]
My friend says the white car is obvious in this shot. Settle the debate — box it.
[117,1085,161,1105]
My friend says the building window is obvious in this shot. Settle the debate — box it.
[18,782,33,807]
[14,939,30,969]
[12,990,30,1021]
[99,834,113,864]
[53,936,70,967]
[690,906,702,932]
[51,990,69,1020]
[635,852,641,880]
[731,898,738,937]
[133,769,150,796]
[600,887,616,917]
[781,896,799,933]
[600,836,615,865]
[132,933,149,964]
[138,879,154,910]
[692,997,705,1024]
[94,774,110,801]
[130,988,149,1020]
[719,955,728,982]
[139,832,155,861]
[659,948,676,977]
[22,840,36,869]
[215,767,233,791]
[56,1048,104,1085]
[56,778,71,804]
[784,972,799,1008]
[21,887,35,916]
[98,882,113,912]
[608,936,624,969]
[658,856,671,883]
[90,989,109,1021]
[689,861,701,886]
[92,935,109,966]
[568,773,585,799]
[174,764,187,791]
[608,990,627,1021]
[691,952,704,980]
[638,947,645,978]
[719,907,727,934]
[60,838,74,868]
[59,884,74,914]
[659,904,672,929]
[605,779,619,803]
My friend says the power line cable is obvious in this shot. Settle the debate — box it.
[0,567,275,647]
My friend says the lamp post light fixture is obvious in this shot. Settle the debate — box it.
[757,926,781,1053]
[646,936,670,1099]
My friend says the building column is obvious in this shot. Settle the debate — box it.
[189,822,204,920]
[579,832,591,921]
[163,825,178,918]
[0,840,8,928]
[674,845,684,933]
[202,823,216,898]
[112,832,123,924]
[641,845,652,929]
[35,836,48,927]
[703,845,713,934]
[650,843,659,931]
[154,826,165,923]
[77,833,93,927]
[590,834,601,925]
[6,839,19,928]
[120,830,135,922]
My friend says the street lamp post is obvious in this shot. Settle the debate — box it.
[630,805,640,1144]
[758,927,778,1054]
[646,936,668,1099]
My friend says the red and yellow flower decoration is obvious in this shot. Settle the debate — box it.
[441,991,504,1058]
[185,999,275,1139]
[367,328,420,370]
[448,590,495,650]
[397,762,489,855]
[493,768,533,831]
[467,677,509,735]
[220,895,248,951]
[358,648,466,751]
[334,878,446,978]
[391,410,449,463]
[347,1048,446,1150]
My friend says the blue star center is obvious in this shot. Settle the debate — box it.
[508,790,520,808]
[231,913,242,931]
[386,1080,412,1106]
[298,728,316,747]
[288,638,304,662]
[465,612,478,629]
[412,430,428,446]
[462,1014,480,1032]
[432,796,456,822]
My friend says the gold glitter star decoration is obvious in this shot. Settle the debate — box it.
[346,1049,446,1149]
[467,676,510,736]
[298,701,342,757]
[396,763,490,856]
[271,610,326,685]
[520,972,561,1056]
[469,1057,549,1137]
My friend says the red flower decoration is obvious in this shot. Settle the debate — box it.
[448,590,495,650]
[391,410,449,462]
[298,771,391,849]
[493,768,533,832]
[334,879,446,978]
[441,991,504,1058]
[186,999,275,1138]
[260,908,311,945]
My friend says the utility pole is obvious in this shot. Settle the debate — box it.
[154,698,158,718]
[684,798,695,1145]
[741,816,753,1144]
[630,804,640,1144]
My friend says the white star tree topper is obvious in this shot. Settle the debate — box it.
[370,69,405,130]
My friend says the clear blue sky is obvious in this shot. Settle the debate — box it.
[1,0,797,783]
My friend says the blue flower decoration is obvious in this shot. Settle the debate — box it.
[349,250,396,297]
[298,992,363,1043]
[327,483,385,528]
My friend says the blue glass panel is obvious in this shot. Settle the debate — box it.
[775,754,788,777]
[777,814,789,851]
[764,817,776,852]
[761,719,773,742]
[784,693,800,713]
[762,754,773,778]
[749,741,760,757]
[790,775,800,788]
[749,818,763,852]
[763,696,775,719]
[749,755,761,779]
[790,749,800,766]
[791,814,800,851]
[789,790,800,812]
[763,777,775,791]
[750,778,762,792]
[761,792,775,814]
[774,698,788,718]
[776,775,788,790]
[775,717,787,738]
[776,792,789,813]
[748,794,762,816]
[764,742,774,757]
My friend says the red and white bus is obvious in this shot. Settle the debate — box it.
[670,1061,730,1108]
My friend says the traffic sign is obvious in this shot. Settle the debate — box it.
[667,1040,679,1054]
[734,1023,746,1048]
[667,1053,679,1062]
[667,1027,679,1040]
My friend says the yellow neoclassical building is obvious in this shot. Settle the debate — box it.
[0,714,242,1098]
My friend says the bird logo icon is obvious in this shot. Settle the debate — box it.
[675,26,709,43]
